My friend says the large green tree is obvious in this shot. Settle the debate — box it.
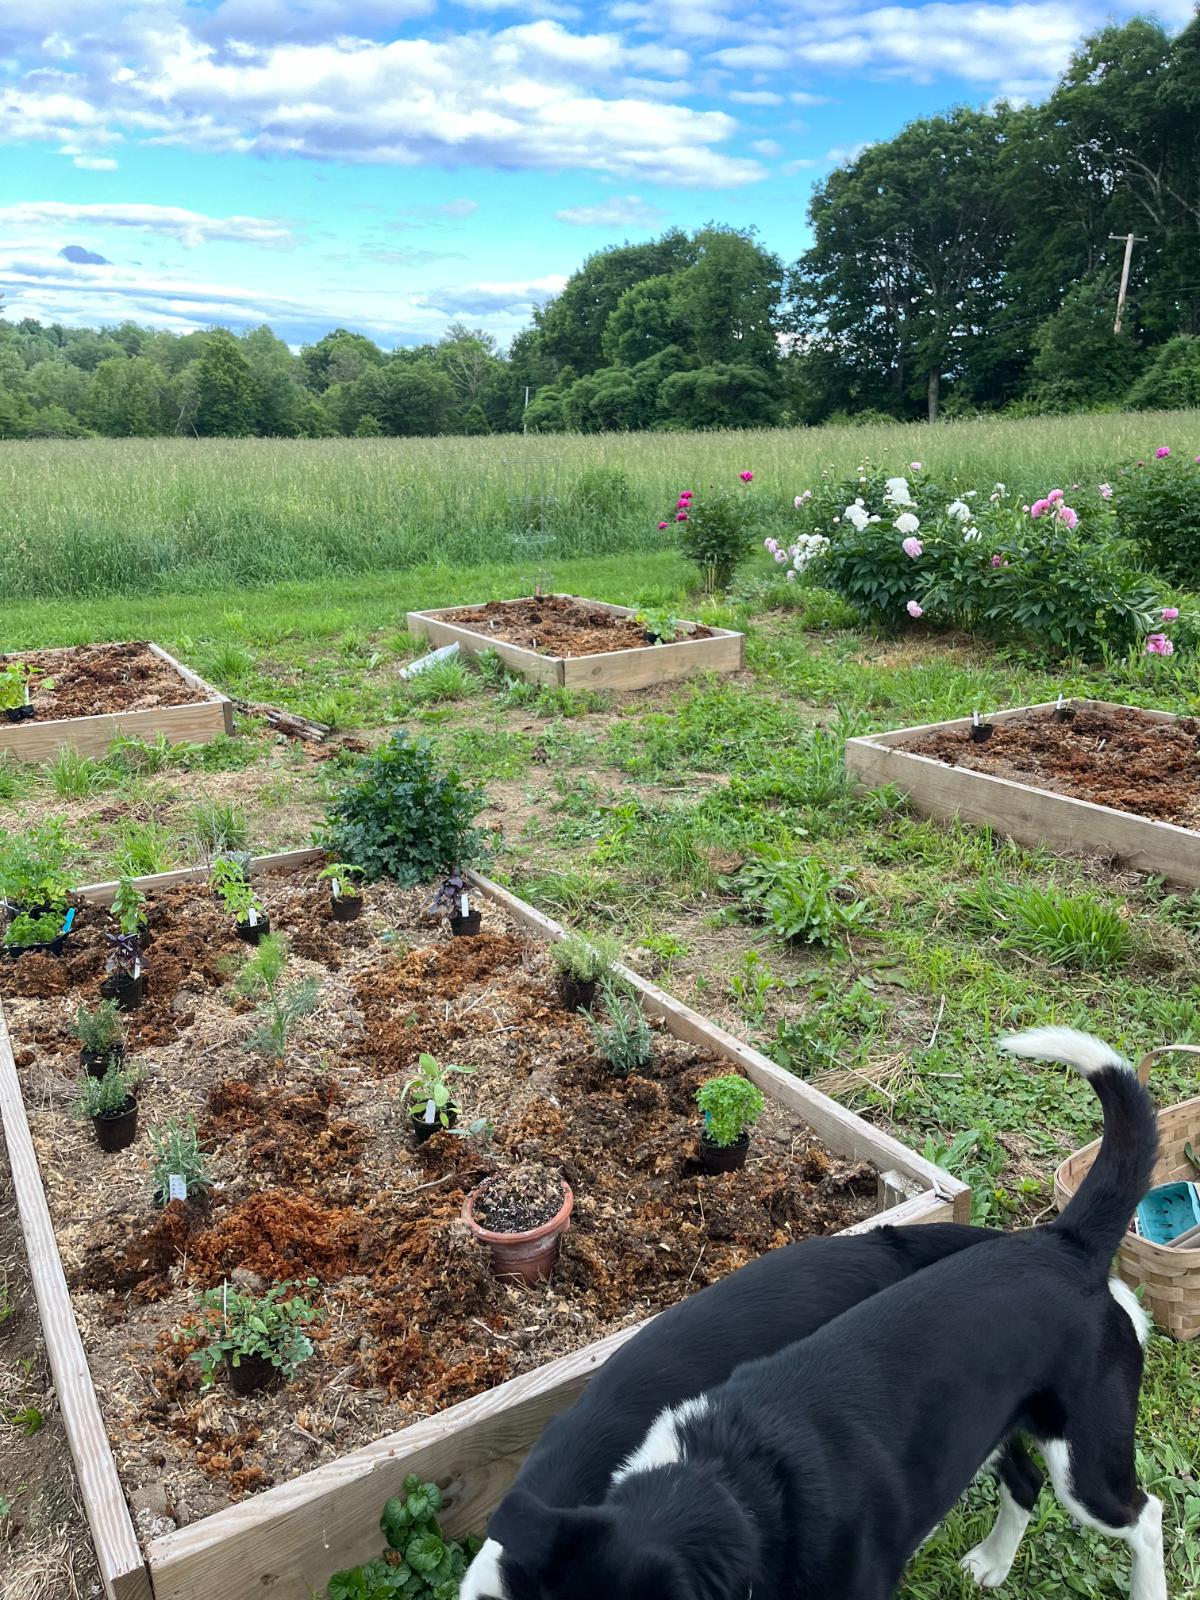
[190,331,256,437]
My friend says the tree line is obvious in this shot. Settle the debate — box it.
[1,13,1197,441]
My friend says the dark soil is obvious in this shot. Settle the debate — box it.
[443,595,714,657]
[474,1163,565,1232]
[5,864,875,1533]
[903,704,1200,829]
[0,642,211,723]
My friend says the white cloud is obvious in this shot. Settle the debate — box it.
[789,90,831,105]
[781,157,818,174]
[72,154,118,169]
[610,0,736,38]
[710,42,791,69]
[1,15,761,189]
[727,89,784,104]
[0,201,297,248]
[417,273,568,314]
[555,194,665,227]
[750,138,782,156]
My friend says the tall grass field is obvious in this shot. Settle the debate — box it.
[1,410,1192,600]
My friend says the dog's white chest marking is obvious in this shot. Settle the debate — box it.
[611,1395,710,1484]
[459,1537,508,1600]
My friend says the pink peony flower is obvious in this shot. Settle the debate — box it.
[739,471,754,482]
[765,537,779,553]
[906,600,924,618]
[1030,498,1050,518]
[1058,505,1079,530]
[677,496,690,509]
[1156,446,1171,459]
[991,554,1004,568]
[675,511,689,522]
[774,550,787,563]
[785,569,796,583]
[1047,489,1064,504]
[680,491,693,500]
[794,491,812,507]
[910,461,922,472]
[1145,633,1175,656]
[657,521,669,530]
[1162,607,1180,622]
[902,537,923,558]
[1099,483,1113,499]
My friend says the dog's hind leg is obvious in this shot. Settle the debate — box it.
[1042,1436,1166,1600]
[960,1442,1041,1589]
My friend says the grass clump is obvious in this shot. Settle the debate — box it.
[961,880,1133,970]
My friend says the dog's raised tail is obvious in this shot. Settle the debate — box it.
[999,1027,1158,1265]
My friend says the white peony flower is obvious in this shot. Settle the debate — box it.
[962,526,981,543]
[884,476,914,505]
[894,512,920,535]
[947,499,971,521]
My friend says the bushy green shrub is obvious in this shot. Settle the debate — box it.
[1125,335,1200,411]
[1111,450,1200,588]
[724,848,873,947]
[324,732,485,885]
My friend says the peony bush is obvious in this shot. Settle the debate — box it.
[1108,446,1200,589]
[781,462,1163,659]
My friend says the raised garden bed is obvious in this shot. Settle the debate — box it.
[0,643,232,763]
[845,700,1200,887]
[0,853,966,1600]
[407,595,745,690]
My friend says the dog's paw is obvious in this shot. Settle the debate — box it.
[960,1544,1013,1589]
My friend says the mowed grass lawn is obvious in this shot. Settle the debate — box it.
[1,422,1199,1599]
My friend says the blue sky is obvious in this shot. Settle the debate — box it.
[0,0,1187,350]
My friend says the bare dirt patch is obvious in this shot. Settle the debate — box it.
[902,704,1200,829]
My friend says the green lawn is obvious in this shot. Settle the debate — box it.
[1,561,1198,1599]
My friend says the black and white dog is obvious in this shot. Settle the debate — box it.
[472,1028,1163,1600]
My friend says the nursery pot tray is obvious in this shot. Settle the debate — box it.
[407,595,745,692]
[845,700,1200,888]
[0,642,233,764]
[0,850,966,1600]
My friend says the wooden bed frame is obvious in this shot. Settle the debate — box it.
[0,852,968,1600]
[407,596,745,691]
[0,643,232,762]
[845,700,1200,887]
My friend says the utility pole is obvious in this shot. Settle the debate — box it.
[522,385,530,435]
[1109,233,1146,334]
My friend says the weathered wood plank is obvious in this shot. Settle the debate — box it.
[405,612,564,686]
[0,1010,152,1600]
[845,701,1200,887]
[73,849,326,908]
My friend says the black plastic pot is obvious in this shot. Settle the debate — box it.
[699,1132,750,1175]
[1052,707,1075,724]
[236,914,271,944]
[81,1043,125,1078]
[101,970,145,1011]
[5,930,68,961]
[411,1103,459,1144]
[226,1353,280,1396]
[3,705,36,723]
[449,910,481,937]
[642,629,665,646]
[331,892,363,923]
[559,975,597,1013]
[968,723,994,744]
[93,1096,138,1153]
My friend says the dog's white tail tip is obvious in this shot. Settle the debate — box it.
[998,1026,1130,1078]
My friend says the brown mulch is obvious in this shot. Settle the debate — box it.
[1,642,211,722]
[7,865,875,1532]
[442,595,713,657]
[903,704,1200,829]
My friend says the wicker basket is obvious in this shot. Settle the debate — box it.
[1054,1045,1200,1341]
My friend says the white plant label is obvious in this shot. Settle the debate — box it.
[424,1100,437,1124]
[168,1173,188,1202]
[460,893,470,918]
[248,905,259,927]
[133,958,142,979]
[331,878,341,899]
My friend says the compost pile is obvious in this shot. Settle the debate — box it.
[443,595,712,656]
[905,705,1200,829]
[4,865,874,1530]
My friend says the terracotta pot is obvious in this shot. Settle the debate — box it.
[463,1178,573,1285]
[81,1043,125,1078]
[226,1352,280,1396]
[93,1096,138,1153]
[331,892,363,923]
[559,975,596,1013]
[449,910,482,938]
[236,914,271,944]
[411,1103,458,1144]
[699,1132,750,1175]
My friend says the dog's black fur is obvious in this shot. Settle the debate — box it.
[484,1030,1163,1600]
[463,1222,1042,1599]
